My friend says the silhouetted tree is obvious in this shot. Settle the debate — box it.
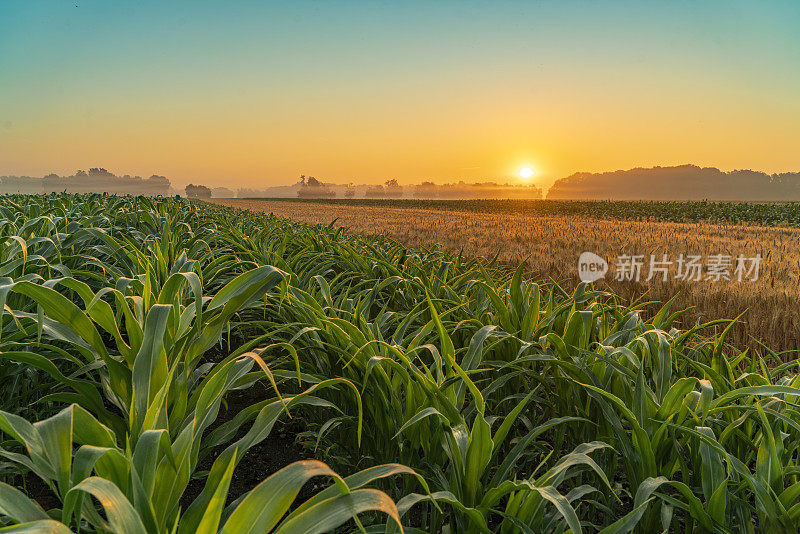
[211,187,234,198]
[297,175,335,198]
[185,184,212,198]
[3,169,172,195]
[545,164,800,201]
[366,179,403,198]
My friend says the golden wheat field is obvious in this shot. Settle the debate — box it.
[208,198,800,353]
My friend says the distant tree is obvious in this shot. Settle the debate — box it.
[297,176,335,198]
[383,178,403,197]
[148,175,170,186]
[88,168,114,177]
[414,181,439,199]
[366,179,403,198]
[211,186,235,198]
[364,185,384,198]
[5,169,171,196]
[185,183,212,198]
[344,183,356,198]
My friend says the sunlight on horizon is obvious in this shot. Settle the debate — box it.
[1,1,798,189]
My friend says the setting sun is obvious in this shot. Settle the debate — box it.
[1,3,800,532]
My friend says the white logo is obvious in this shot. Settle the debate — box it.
[577,252,761,283]
[578,252,608,282]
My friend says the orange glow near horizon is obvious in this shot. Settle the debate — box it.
[3,93,799,193]
[1,2,798,192]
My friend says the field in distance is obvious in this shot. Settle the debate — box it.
[209,198,800,353]
[231,197,800,225]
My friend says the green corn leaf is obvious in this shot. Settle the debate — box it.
[272,488,402,534]
[66,477,147,534]
[195,449,237,534]
[221,460,339,534]
[0,482,49,523]
[0,520,74,533]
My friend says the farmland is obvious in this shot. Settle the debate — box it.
[234,198,800,226]
[1,194,800,533]
[210,198,800,353]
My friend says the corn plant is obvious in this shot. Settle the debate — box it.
[2,194,800,533]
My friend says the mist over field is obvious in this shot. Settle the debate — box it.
[250,166,800,200]
[0,168,171,196]
[7,165,800,201]
[238,177,544,199]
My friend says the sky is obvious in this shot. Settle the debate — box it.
[1,0,799,191]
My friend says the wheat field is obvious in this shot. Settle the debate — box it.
[209,198,800,353]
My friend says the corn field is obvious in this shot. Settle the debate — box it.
[0,194,799,533]
[240,198,800,226]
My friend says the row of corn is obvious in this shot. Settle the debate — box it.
[0,194,798,533]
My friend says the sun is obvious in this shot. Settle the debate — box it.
[519,167,535,180]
